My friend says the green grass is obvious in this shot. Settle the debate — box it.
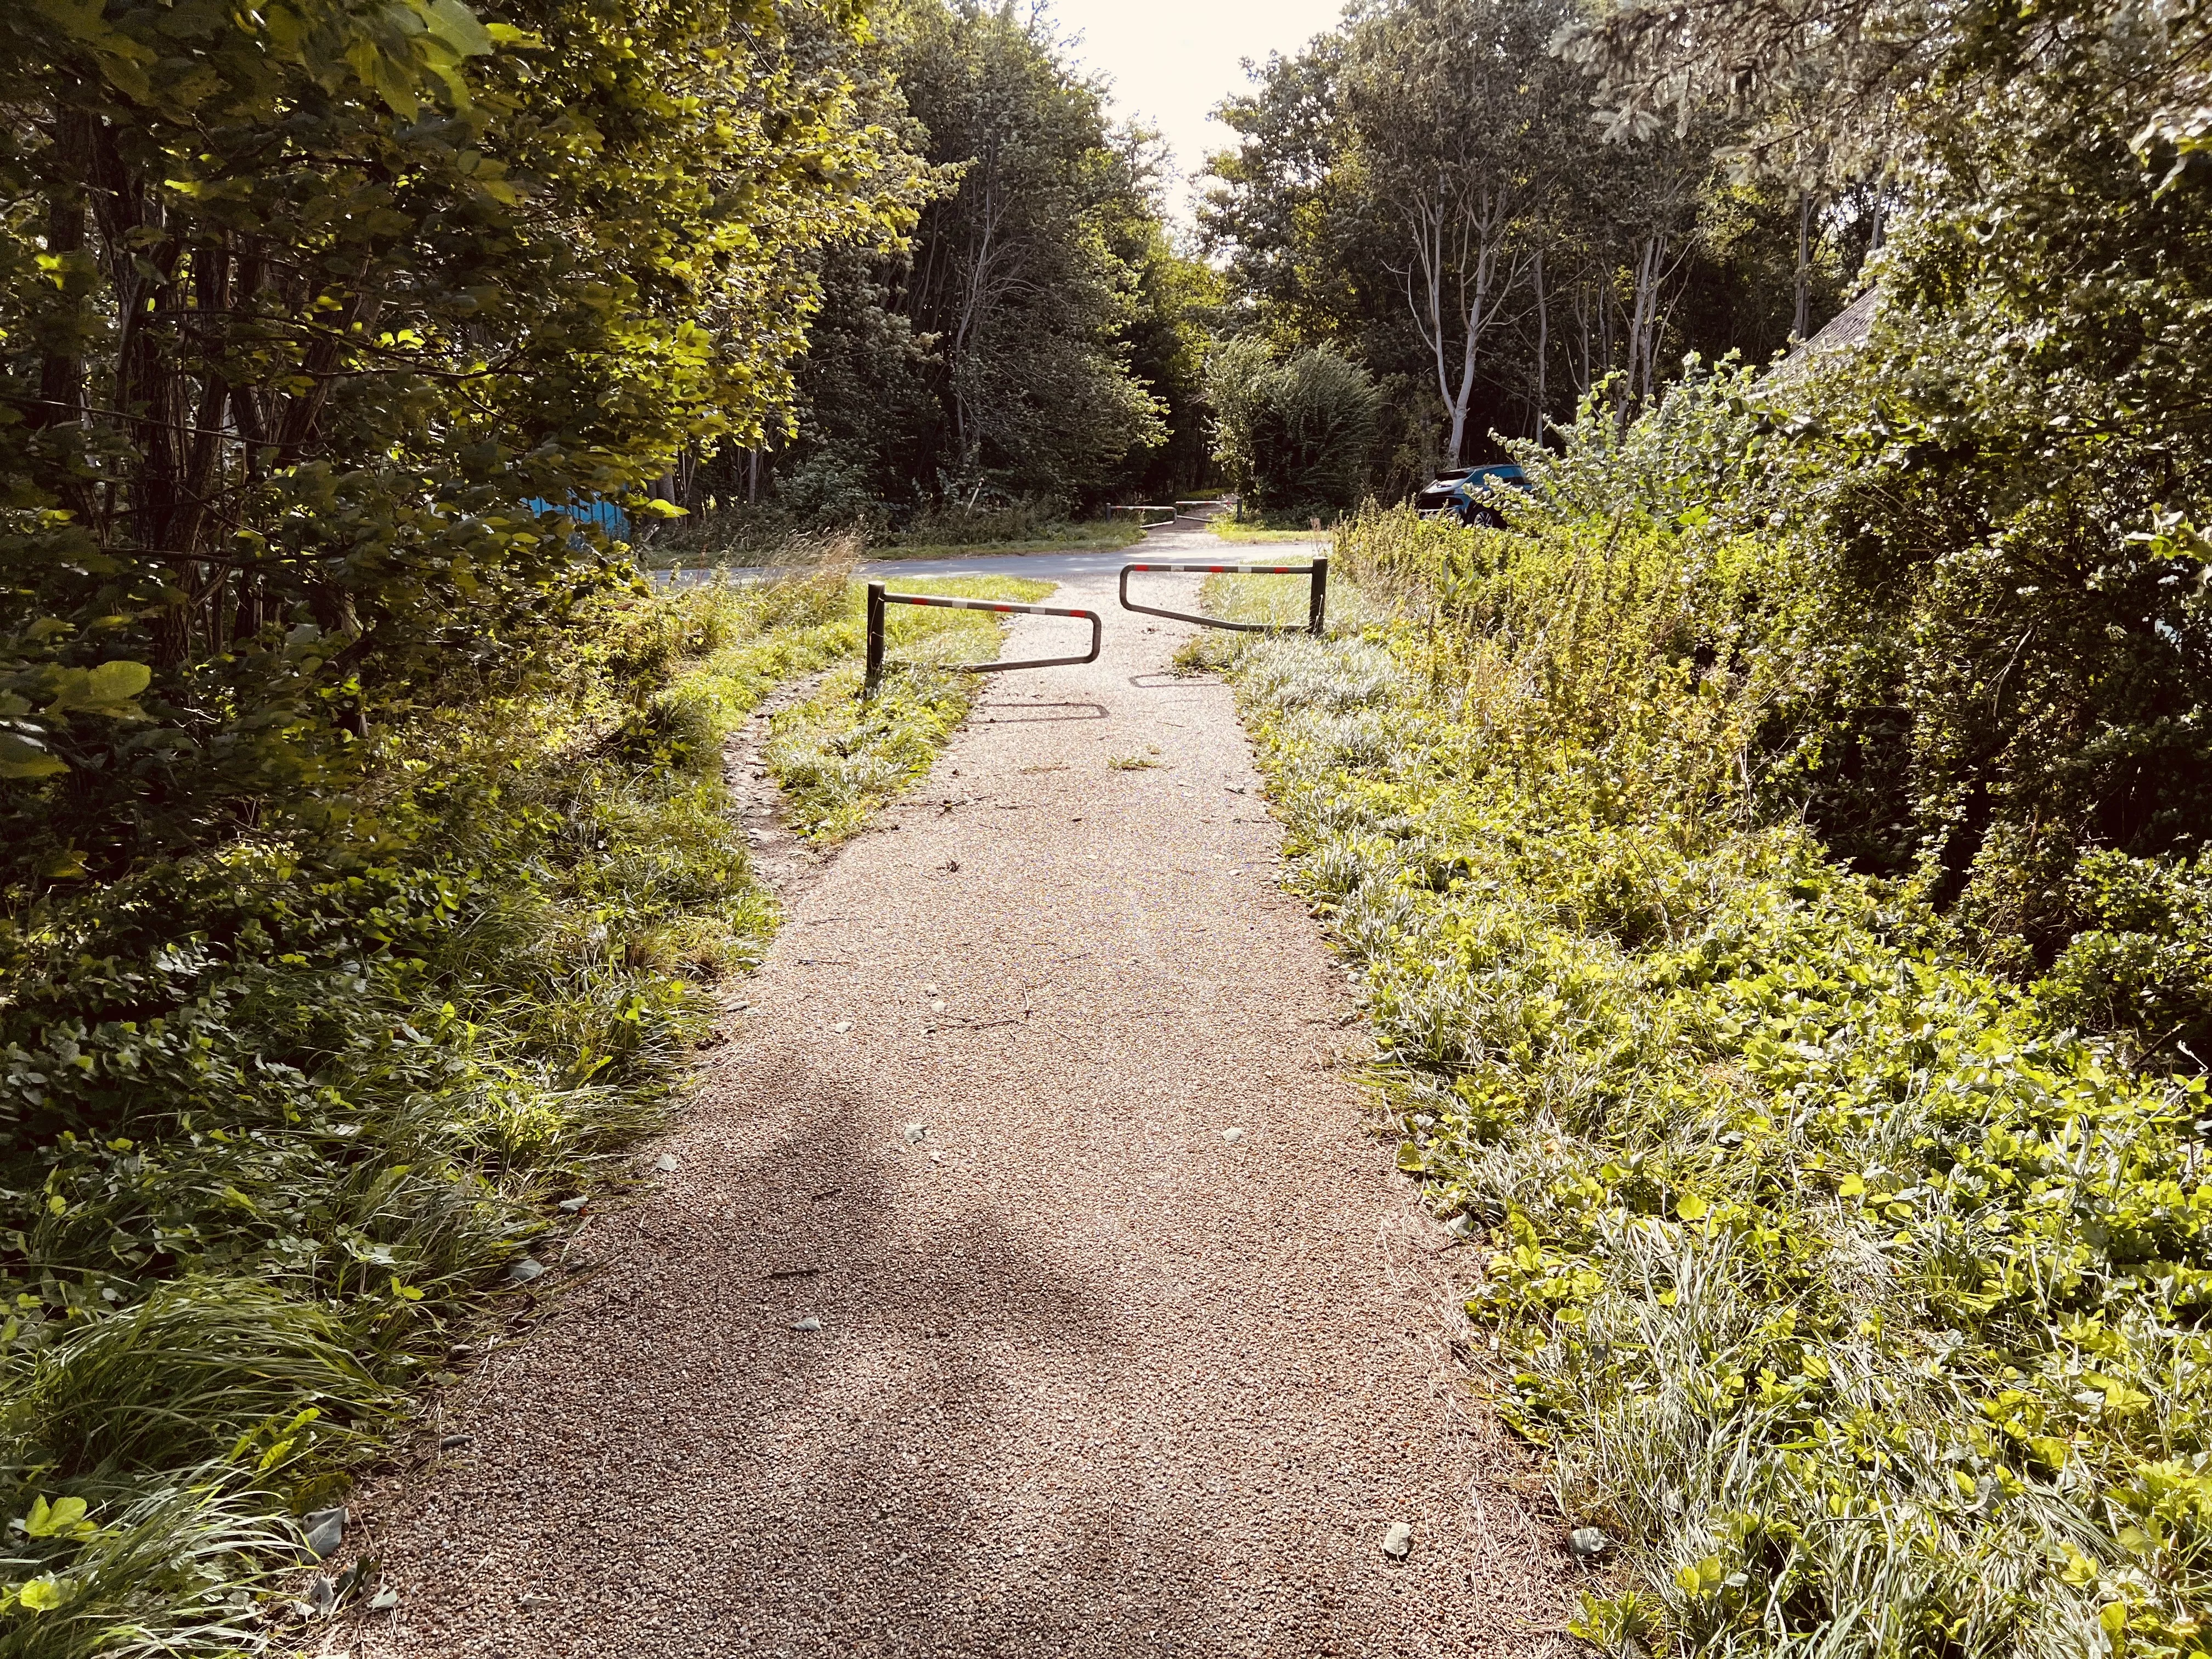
[1207,510,2212,1658]
[865,523,1142,560]
[1211,517,1336,544]
[766,577,1054,841]
[631,510,1142,571]
[0,565,1005,1645]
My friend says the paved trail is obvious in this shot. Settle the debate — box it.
[355,542,1566,1658]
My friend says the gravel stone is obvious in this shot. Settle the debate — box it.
[347,545,1565,1657]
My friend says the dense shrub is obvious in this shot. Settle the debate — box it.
[1509,352,2212,1067]
[0,0,917,895]
[1210,340,1380,520]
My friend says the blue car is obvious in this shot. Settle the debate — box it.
[1415,464,1526,528]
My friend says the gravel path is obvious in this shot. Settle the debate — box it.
[350,550,1568,1657]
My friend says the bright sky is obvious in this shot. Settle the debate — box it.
[1043,0,1350,228]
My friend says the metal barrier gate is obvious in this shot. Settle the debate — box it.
[863,583,1103,698]
[1118,558,1328,636]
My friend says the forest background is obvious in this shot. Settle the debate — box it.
[1,0,2209,1647]
[678,0,1877,544]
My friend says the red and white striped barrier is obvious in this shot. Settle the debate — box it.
[1119,558,1328,636]
[862,584,1102,697]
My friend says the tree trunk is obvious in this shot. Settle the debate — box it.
[1531,247,1548,439]
[1794,193,1813,341]
[33,111,94,436]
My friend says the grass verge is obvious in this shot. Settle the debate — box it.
[865,524,1141,561]
[1210,518,1336,545]
[632,508,1141,571]
[0,565,1024,1647]
[766,577,1053,842]
[1208,511,2212,1657]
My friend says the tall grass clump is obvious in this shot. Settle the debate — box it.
[1214,505,2212,1656]
[0,558,1009,1644]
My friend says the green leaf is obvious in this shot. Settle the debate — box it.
[417,0,494,58]
[1674,1193,1709,1221]
[0,732,66,780]
[15,1576,69,1612]
[41,659,153,721]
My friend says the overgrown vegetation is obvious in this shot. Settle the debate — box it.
[1214,498,2212,1653]
[766,575,1052,840]
[0,561,1028,1644]
[1206,340,1379,523]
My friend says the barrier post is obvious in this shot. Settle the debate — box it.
[1308,557,1329,636]
[864,582,887,698]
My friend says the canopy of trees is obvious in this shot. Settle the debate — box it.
[713,0,1216,528]
[1202,0,1874,488]
[2,0,921,885]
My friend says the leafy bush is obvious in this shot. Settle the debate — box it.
[1210,340,1379,520]
[1215,508,2212,1656]
[1510,352,2212,1068]
[0,0,918,893]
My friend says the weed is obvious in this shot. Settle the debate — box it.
[1168,635,1227,676]
[1223,507,2212,1655]
[1108,748,1162,770]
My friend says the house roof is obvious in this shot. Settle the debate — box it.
[1771,285,1879,384]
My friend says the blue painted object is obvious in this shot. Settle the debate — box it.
[525,496,632,540]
